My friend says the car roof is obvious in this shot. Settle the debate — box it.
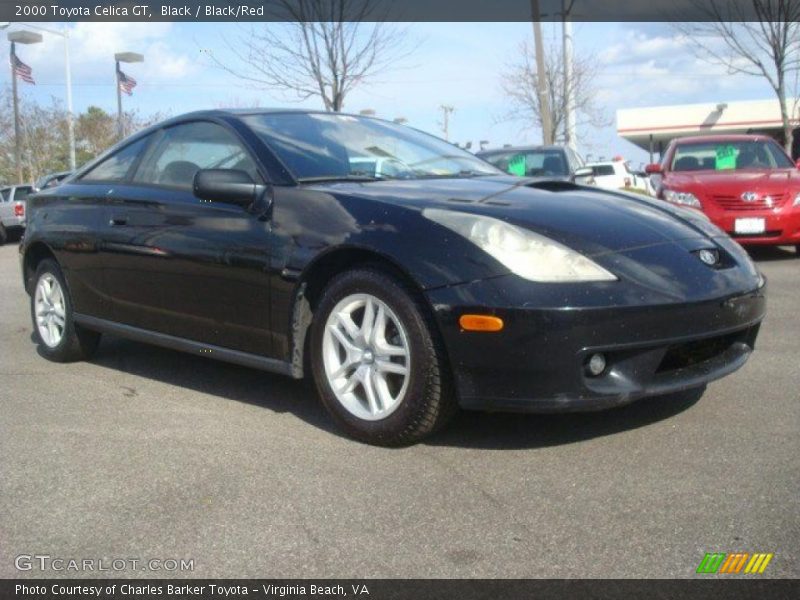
[156,107,381,125]
[102,108,403,155]
[477,145,566,156]
[674,134,774,144]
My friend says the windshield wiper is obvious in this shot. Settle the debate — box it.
[411,170,495,179]
[297,175,382,183]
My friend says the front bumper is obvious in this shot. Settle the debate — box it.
[705,206,800,246]
[426,274,766,413]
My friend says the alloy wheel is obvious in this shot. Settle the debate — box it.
[322,293,411,421]
[34,273,66,348]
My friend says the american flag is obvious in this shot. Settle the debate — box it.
[117,69,137,96]
[11,52,35,85]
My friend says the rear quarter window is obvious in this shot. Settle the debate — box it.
[80,135,152,183]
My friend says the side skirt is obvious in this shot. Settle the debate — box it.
[74,314,297,378]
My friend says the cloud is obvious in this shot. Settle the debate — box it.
[593,26,769,108]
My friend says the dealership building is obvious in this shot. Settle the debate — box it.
[617,98,800,162]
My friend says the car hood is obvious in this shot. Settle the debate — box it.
[665,168,800,197]
[313,175,716,255]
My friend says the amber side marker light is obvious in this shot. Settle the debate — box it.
[459,314,504,332]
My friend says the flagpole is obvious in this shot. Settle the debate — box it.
[64,26,75,171]
[116,59,124,140]
[11,41,22,183]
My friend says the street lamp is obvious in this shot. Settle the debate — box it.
[8,30,42,183]
[10,23,77,171]
[115,52,144,139]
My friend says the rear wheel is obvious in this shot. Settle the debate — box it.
[310,268,456,446]
[0,224,7,245]
[795,244,800,257]
[31,259,100,362]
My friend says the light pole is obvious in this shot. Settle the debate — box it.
[7,30,42,183]
[530,0,553,145]
[9,24,76,171]
[114,52,144,139]
[562,0,576,151]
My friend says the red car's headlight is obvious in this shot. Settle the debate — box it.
[663,189,702,209]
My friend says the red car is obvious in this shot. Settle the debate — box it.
[646,134,800,255]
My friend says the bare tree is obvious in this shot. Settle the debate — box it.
[674,0,800,153]
[500,40,608,145]
[210,0,410,112]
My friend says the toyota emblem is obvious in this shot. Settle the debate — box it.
[741,191,759,202]
[698,249,718,266]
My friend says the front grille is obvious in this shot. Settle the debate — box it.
[711,194,786,211]
[656,332,741,373]
[730,230,782,239]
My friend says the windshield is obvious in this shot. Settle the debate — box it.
[242,112,500,182]
[480,149,569,177]
[671,140,793,172]
[590,164,616,176]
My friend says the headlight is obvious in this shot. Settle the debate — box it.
[663,189,702,208]
[422,209,617,283]
[793,192,800,207]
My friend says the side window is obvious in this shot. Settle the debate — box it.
[0,189,7,202]
[14,187,32,201]
[133,121,259,190]
[80,135,151,183]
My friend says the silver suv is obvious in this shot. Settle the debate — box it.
[0,185,32,245]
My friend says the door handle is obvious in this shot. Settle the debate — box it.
[109,216,128,226]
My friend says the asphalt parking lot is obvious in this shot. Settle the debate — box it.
[0,241,798,579]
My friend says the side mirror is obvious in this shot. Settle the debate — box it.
[795,158,800,170]
[645,163,663,174]
[193,169,263,207]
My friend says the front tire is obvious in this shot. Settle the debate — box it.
[30,259,100,362]
[310,268,456,446]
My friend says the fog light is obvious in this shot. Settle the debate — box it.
[587,353,606,376]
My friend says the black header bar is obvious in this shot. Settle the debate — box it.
[2,579,799,600]
[0,0,774,23]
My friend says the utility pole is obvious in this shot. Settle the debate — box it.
[531,0,553,145]
[562,0,576,151]
[440,105,455,141]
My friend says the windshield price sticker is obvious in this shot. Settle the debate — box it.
[715,144,738,170]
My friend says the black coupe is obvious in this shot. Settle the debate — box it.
[20,110,766,445]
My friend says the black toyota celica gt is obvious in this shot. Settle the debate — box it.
[20,109,766,445]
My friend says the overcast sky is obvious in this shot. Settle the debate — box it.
[1,21,786,166]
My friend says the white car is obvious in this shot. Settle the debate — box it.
[586,159,650,194]
[0,185,31,245]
